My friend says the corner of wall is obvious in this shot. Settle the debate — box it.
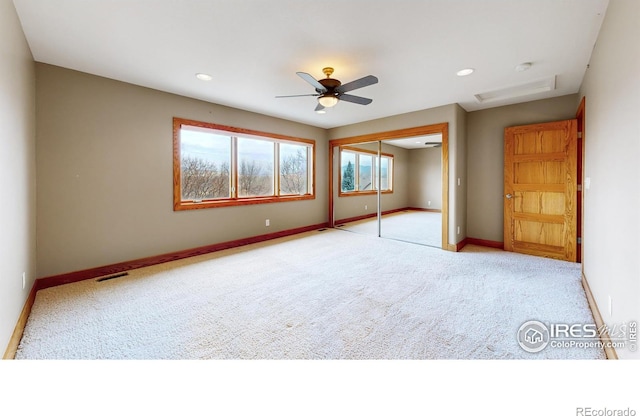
[0,0,37,356]
[576,0,640,359]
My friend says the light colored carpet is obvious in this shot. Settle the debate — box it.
[16,228,604,359]
[339,210,442,247]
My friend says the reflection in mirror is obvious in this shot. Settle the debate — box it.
[380,134,443,247]
[332,142,381,237]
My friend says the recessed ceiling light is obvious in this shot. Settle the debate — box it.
[456,68,475,77]
[195,73,213,81]
[515,62,532,72]
[315,109,326,114]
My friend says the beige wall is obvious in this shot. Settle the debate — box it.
[328,104,465,245]
[454,104,467,242]
[36,64,328,278]
[578,0,639,359]
[0,0,36,352]
[466,94,580,242]
[408,148,442,209]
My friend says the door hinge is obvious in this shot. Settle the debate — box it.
[577,237,582,244]
[577,184,582,191]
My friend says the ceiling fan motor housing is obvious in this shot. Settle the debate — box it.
[318,77,341,92]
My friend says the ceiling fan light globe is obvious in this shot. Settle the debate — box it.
[318,95,338,108]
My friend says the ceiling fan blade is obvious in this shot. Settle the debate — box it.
[296,72,328,93]
[314,103,325,112]
[336,75,378,93]
[339,94,373,105]
[275,93,320,98]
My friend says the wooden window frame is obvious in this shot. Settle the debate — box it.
[338,145,394,197]
[173,117,315,211]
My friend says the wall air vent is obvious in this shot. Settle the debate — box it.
[474,76,556,103]
[96,272,129,282]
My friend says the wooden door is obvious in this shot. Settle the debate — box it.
[504,119,578,262]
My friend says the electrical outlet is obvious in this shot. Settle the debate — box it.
[428,201,431,206]
[265,219,270,227]
[364,205,367,210]
[457,226,461,235]
[22,272,26,290]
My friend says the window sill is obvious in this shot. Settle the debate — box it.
[338,190,393,198]
[174,194,315,211]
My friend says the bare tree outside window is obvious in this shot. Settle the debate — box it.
[239,159,273,196]
[280,148,308,194]
[237,137,274,197]
[181,156,230,200]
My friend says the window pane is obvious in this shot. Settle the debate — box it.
[380,157,390,190]
[280,143,308,195]
[180,129,231,200]
[341,151,356,192]
[358,154,373,191]
[238,137,274,197]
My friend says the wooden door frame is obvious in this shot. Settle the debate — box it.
[328,123,450,250]
[576,97,585,264]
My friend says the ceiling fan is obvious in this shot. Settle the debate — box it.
[276,67,378,112]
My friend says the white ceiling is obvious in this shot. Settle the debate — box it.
[384,134,442,150]
[12,0,609,129]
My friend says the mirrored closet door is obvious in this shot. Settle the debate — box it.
[332,135,444,249]
[378,136,443,248]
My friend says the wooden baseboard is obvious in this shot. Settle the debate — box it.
[37,222,329,290]
[334,212,377,225]
[3,282,38,360]
[406,207,442,213]
[582,273,618,360]
[456,238,468,251]
[465,237,504,250]
[334,207,410,226]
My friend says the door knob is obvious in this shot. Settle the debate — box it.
[506,193,513,199]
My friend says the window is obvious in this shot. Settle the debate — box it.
[237,137,274,197]
[358,153,373,191]
[339,146,393,196]
[279,142,309,195]
[174,118,314,210]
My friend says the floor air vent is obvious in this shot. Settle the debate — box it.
[317,228,327,232]
[96,272,129,282]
